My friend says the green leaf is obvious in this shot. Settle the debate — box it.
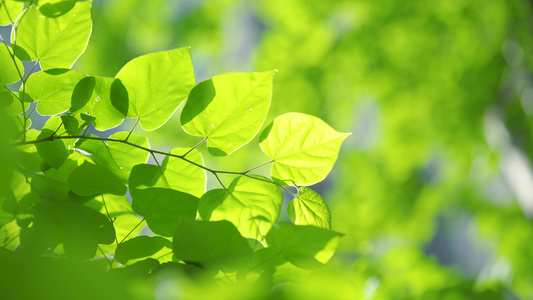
[287,187,331,229]
[0,0,23,25]
[25,68,86,115]
[67,161,126,196]
[35,116,69,169]
[32,201,115,259]
[132,187,199,237]
[60,113,95,135]
[13,1,92,69]
[198,175,282,240]
[116,48,195,131]
[115,236,172,265]
[84,194,143,254]
[173,218,253,270]
[259,113,350,186]
[265,223,342,270]
[14,129,42,172]
[0,45,23,85]
[70,76,129,130]
[128,148,206,198]
[76,132,149,183]
[181,71,276,156]
[31,174,70,201]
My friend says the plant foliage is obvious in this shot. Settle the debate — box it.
[0,1,349,297]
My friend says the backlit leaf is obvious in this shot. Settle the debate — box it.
[116,48,195,131]
[198,175,282,240]
[0,45,22,84]
[259,113,350,186]
[76,132,149,183]
[14,1,92,69]
[0,0,23,25]
[25,68,86,115]
[70,76,128,130]
[181,71,276,156]
[128,148,206,198]
[288,187,331,229]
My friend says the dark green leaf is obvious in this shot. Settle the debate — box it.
[32,201,115,259]
[35,116,69,169]
[67,161,126,196]
[115,236,172,265]
[173,218,253,270]
[60,113,95,136]
[265,223,342,270]
[132,187,199,237]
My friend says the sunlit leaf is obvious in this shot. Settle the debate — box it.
[25,68,86,115]
[0,45,22,84]
[14,1,92,69]
[181,71,276,156]
[128,148,206,198]
[67,161,126,196]
[76,132,149,183]
[173,218,253,270]
[288,187,331,229]
[132,187,199,237]
[116,47,195,131]
[198,175,282,240]
[70,76,128,130]
[265,223,342,270]
[259,113,350,186]
[0,0,23,25]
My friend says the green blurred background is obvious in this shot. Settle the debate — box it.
[71,0,533,298]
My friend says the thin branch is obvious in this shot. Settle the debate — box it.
[182,137,207,157]
[125,118,139,141]
[100,194,119,247]
[2,234,20,249]
[119,218,145,244]
[214,173,227,189]
[243,160,274,174]
[14,135,291,191]
[97,245,113,268]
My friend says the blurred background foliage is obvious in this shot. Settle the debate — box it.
[68,0,533,298]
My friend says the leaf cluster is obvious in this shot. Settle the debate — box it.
[0,0,350,292]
